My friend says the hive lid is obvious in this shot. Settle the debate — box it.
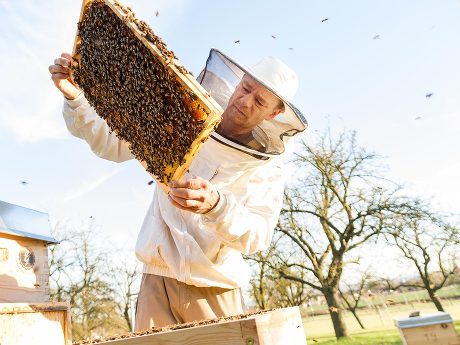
[394,312,453,329]
[0,200,58,244]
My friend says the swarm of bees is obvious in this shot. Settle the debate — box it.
[71,0,213,183]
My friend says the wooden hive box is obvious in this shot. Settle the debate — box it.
[0,302,71,345]
[71,0,223,191]
[0,200,58,303]
[75,307,307,345]
[394,312,460,345]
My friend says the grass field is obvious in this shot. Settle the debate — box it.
[306,321,460,344]
[304,298,460,344]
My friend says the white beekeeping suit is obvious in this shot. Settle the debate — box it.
[62,48,308,289]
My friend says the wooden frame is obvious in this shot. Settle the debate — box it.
[0,302,72,345]
[71,0,223,191]
[81,307,306,345]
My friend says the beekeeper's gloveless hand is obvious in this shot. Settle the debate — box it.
[168,177,220,214]
[49,52,81,100]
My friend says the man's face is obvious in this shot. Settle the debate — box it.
[222,75,284,136]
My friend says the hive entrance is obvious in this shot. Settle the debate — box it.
[71,0,222,185]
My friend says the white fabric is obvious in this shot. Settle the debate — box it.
[62,95,286,289]
[247,56,299,101]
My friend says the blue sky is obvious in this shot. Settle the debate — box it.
[0,0,459,274]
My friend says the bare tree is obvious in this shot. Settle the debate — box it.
[246,238,313,310]
[246,247,275,310]
[49,222,77,301]
[49,222,128,340]
[273,270,313,308]
[267,129,413,338]
[339,270,374,329]
[388,209,459,312]
[112,260,141,331]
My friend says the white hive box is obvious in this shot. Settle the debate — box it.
[394,312,460,345]
[0,200,58,303]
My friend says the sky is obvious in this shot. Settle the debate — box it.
[0,0,459,278]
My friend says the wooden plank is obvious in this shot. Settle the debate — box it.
[72,0,92,55]
[0,302,71,345]
[0,285,48,303]
[0,302,69,314]
[82,307,306,345]
[71,0,223,189]
[93,320,258,345]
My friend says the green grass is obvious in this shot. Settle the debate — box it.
[306,321,460,344]
[307,329,402,345]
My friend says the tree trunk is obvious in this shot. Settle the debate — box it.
[428,291,445,312]
[324,288,348,338]
[258,264,267,309]
[124,305,132,331]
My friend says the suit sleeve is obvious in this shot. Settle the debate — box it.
[62,93,135,162]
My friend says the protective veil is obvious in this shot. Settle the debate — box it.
[198,49,308,159]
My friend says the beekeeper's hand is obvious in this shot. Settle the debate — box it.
[49,52,81,100]
[168,177,220,214]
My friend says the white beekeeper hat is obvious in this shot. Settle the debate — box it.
[198,49,308,158]
[249,56,298,102]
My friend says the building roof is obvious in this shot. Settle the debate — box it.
[0,200,58,244]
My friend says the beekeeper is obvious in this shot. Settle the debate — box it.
[49,49,307,329]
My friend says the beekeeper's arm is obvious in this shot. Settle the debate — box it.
[50,52,134,162]
[62,93,134,162]
[168,163,285,255]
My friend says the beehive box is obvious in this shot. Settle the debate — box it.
[394,312,460,345]
[0,235,50,302]
[0,200,58,303]
[75,307,307,345]
[71,0,223,189]
[0,302,71,345]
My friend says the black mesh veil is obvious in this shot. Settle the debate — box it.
[198,49,308,158]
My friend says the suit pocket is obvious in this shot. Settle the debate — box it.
[187,154,219,181]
